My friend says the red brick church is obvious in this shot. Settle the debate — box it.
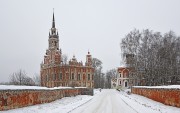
[40,12,94,88]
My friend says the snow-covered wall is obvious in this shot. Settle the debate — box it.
[132,86,180,108]
[0,86,93,111]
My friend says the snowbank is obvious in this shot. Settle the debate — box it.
[132,85,180,107]
[0,85,86,90]
[133,85,180,89]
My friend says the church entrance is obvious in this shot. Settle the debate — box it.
[125,81,128,87]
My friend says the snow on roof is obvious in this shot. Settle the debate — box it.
[133,85,180,89]
[0,85,86,90]
[119,63,126,68]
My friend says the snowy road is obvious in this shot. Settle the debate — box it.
[70,89,137,113]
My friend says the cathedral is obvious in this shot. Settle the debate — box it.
[40,12,94,88]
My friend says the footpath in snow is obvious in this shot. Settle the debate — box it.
[1,89,180,113]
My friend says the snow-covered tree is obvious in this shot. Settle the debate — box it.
[120,29,180,86]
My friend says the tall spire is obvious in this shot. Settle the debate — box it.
[52,9,55,28]
[49,9,59,39]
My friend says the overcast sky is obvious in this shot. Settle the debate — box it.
[0,0,180,82]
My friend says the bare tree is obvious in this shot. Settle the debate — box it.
[92,58,105,88]
[99,73,105,88]
[105,69,118,88]
[9,69,35,86]
[120,29,180,86]
[62,54,68,64]
[33,73,41,86]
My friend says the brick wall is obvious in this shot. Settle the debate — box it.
[132,87,180,107]
[0,88,93,111]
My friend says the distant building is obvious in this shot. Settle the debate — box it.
[111,67,131,89]
[111,54,136,89]
[40,12,94,88]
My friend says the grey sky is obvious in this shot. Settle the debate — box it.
[0,0,180,82]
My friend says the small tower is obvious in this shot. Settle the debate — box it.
[125,54,135,67]
[72,55,77,62]
[85,51,92,66]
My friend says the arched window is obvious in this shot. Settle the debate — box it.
[59,73,62,80]
[46,75,48,81]
[78,74,81,80]
[72,73,74,80]
[124,72,127,78]
[88,74,90,80]
[54,74,56,80]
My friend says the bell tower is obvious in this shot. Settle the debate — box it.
[41,11,61,66]
[48,12,59,50]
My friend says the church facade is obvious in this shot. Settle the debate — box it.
[40,13,94,88]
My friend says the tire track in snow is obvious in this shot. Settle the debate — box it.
[111,90,138,113]
[118,95,139,113]
[119,91,163,113]
[116,90,140,113]
[70,89,138,113]
[92,96,107,113]
[67,97,93,113]
[68,90,102,113]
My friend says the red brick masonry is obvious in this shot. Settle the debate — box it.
[131,87,180,107]
[0,88,93,111]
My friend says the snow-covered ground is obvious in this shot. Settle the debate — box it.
[1,89,180,113]
[0,85,86,90]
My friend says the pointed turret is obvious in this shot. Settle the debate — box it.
[52,11,55,28]
[49,10,59,38]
